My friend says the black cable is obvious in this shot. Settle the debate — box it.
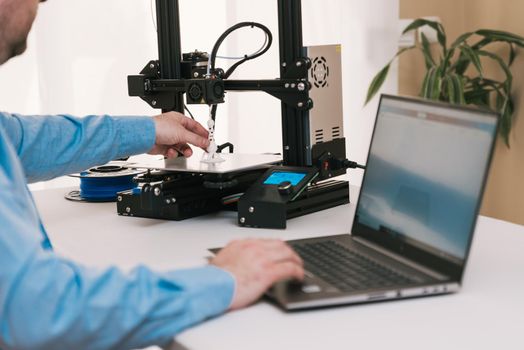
[205,22,271,154]
[184,104,195,120]
[210,22,273,79]
[210,104,218,121]
[217,142,234,153]
[343,160,366,170]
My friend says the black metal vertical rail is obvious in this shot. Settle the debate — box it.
[155,0,184,113]
[278,0,309,166]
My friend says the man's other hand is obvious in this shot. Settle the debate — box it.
[149,112,209,158]
[211,239,304,310]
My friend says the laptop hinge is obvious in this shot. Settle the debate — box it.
[352,236,449,281]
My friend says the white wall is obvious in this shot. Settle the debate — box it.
[222,1,282,156]
[29,0,229,118]
[0,31,41,114]
[340,0,400,186]
[0,0,399,188]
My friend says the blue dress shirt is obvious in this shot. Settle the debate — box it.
[0,112,235,350]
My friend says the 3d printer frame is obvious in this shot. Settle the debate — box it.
[120,0,352,228]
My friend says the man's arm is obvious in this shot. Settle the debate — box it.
[0,112,156,183]
[0,197,303,349]
[0,232,235,349]
[0,150,232,348]
[0,111,210,183]
[0,141,303,349]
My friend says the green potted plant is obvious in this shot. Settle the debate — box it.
[366,18,524,146]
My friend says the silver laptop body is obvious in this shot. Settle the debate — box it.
[269,94,499,310]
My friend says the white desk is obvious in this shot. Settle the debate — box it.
[33,186,524,350]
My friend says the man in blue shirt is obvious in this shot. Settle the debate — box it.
[0,0,304,349]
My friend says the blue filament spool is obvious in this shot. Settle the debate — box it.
[79,175,136,201]
[66,165,143,202]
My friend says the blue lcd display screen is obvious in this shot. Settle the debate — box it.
[263,171,307,186]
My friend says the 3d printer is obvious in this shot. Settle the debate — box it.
[117,0,363,229]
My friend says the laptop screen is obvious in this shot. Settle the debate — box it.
[353,96,497,270]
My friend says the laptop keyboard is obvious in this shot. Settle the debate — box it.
[291,240,420,292]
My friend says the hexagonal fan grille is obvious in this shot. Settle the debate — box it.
[311,56,329,88]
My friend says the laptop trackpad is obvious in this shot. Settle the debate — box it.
[267,276,339,301]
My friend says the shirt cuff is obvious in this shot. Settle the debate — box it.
[112,116,156,158]
[163,265,236,322]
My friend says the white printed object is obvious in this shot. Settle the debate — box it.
[201,106,225,164]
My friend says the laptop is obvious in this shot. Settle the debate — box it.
[267,94,499,310]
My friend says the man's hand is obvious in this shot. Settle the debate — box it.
[211,239,304,310]
[148,112,209,158]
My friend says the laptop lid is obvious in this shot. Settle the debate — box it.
[352,95,498,281]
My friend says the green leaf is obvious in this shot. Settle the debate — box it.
[444,31,476,73]
[419,69,431,97]
[508,43,516,66]
[478,51,514,145]
[420,67,433,98]
[450,32,474,49]
[453,53,471,75]
[478,50,513,89]
[443,75,457,104]
[471,37,492,50]
[472,30,524,60]
[460,45,483,77]
[422,66,442,100]
[402,18,447,50]
[466,77,503,93]
[464,88,491,107]
[365,46,416,105]
[445,74,465,104]
[476,40,517,68]
[420,32,436,69]
[504,99,514,147]
[475,29,524,47]
[496,94,514,147]
[365,64,390,105]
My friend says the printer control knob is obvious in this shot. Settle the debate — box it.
[277,181,293,195]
